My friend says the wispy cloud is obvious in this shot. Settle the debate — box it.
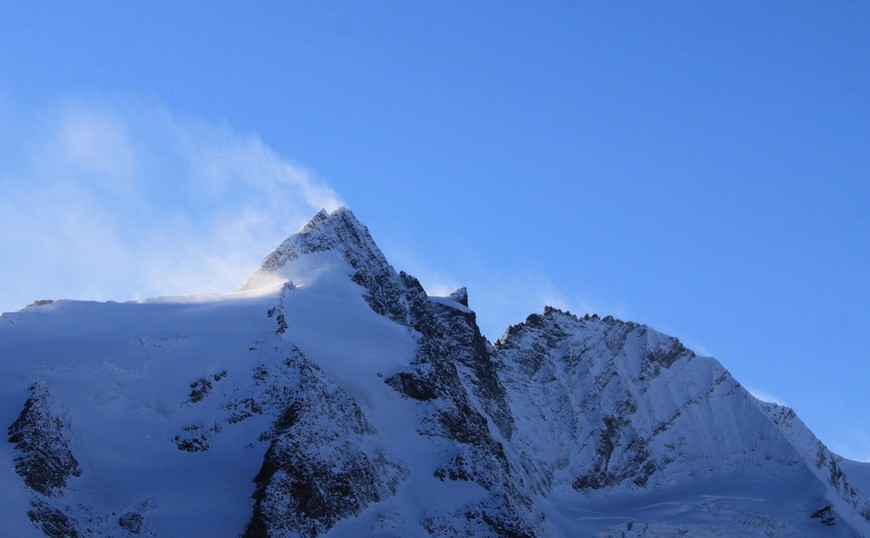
[0,95,342,312]
[746,387,788,407]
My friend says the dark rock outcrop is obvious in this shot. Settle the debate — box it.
[6,207,868,537]
[27,499,78,538]
[118,511,145,534]
[244,351,407,538]
[7,383,81,496]
[244,208,424,328]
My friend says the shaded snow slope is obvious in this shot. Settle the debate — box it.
[1,207,867,537]
[493,308,870,536]
[1,295,295,537]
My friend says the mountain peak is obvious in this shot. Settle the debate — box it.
[4,206,870,537]
[239,208,430,328]
[239,207,383,291]
[298,206,357,234]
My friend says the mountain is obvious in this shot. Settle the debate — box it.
[1,207,868,537]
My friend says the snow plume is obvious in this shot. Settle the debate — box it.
[0,96,343,313]
[747,387,789,407]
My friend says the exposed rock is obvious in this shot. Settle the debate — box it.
[811,504,836,526]
[449,287,469,307]
[381,264,539,536]
[118,511,144,534]
[3,207,870,537]
[244,350,407,538]
[759,399,870,524]
[493,307,828,504]
[27,499,78,538]
[172,424,212,452]
[572,414,656,491]
[187,377,213,404]
[243,208,424,328]
[385,371,438,401]
[7,383,81,496]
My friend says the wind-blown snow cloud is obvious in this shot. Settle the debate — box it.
[0,96,342,312]
[747,388,788,407]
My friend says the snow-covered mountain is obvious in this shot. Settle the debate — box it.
[1,207,868,537]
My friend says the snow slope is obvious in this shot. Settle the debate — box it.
[1,207,867,537]
[494,308,870,536]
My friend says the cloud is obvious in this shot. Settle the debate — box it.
[0,95,342,312]
[55,106,136,181]
[746,387,788,407]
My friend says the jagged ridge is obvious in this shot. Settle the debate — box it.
[1,207,868,538]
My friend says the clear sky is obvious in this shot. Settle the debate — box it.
[0,2,868,461]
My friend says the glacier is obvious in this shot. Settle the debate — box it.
[1,207,868,537]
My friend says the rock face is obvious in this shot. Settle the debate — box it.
[244,350,407,538]
[385,277,537,536]
[7,384,82,538]
[494,309,775,492]
[8,383,81,497]
[241,207,423,329]
[2,207,869,537]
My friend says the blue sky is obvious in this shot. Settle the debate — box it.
[0,2,868,461]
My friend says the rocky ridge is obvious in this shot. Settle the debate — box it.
[2,207,868,537]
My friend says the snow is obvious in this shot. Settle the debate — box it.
[0,242,498,535]
[495,309,870,536]
[428,294,472,314]
[2,207,868,537]
[0,295,282,536]
[841,459,870,499]
[272,249,503,536]
[540,470,851,537]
